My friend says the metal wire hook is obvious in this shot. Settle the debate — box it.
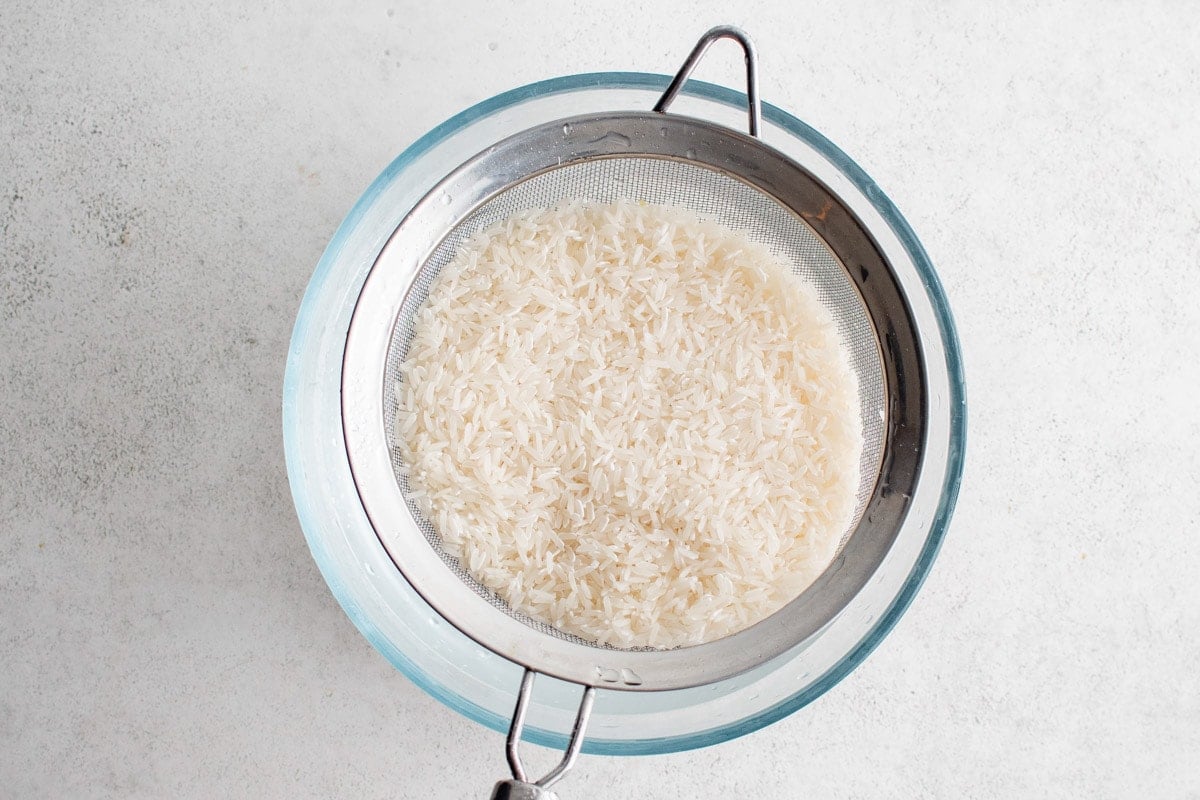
[493,670,596,799]
[653,25,762,137]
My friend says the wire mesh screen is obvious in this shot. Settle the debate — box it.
[381,155,886,650]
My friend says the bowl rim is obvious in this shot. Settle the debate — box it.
[285,70,966,755]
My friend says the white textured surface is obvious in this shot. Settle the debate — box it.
[2,1,1198,797]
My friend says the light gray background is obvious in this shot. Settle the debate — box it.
[3,1,1198,797]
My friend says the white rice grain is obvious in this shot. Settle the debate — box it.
[396,201,862,649]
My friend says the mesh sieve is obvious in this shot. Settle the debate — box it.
[382,155,887,651]
[341,32,928,700]
[343,109,926,696]
[335,27,936,799]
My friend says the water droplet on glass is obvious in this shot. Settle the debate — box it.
[562,123,573,136]
[440,194,452,206]
[659,127,668,137]
[364,562,376,576]
[586,131,631,148]
[595,667,620,683]
[684,148,697,159]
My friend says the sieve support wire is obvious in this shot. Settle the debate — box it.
[492,669,596,799]
[653,25,761,137]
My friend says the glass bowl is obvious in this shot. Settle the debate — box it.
[283,72,966,755]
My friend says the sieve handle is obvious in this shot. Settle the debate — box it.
[653,25,762,138]
[489,669,596,800]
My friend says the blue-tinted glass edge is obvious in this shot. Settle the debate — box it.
[283,71,966,757]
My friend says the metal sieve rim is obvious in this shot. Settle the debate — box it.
[342,109,927,693]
